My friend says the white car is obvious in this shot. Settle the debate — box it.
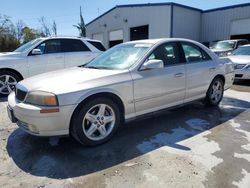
[0,37,105,96]
[7,38,234,146]
[226,45,250,80]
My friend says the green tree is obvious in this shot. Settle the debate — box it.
[22,26,40,44]
[73,6,86,37]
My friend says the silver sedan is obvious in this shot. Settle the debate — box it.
[227,45,250,80]
[7,38,234,146]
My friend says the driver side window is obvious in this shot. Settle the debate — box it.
[34,39,63,54]
[148,42,180,66]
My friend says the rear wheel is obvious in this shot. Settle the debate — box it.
[0,70,21,97]
[204,78,224,106]
[71,97,121,146]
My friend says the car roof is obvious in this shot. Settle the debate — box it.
[37,36,102,42]
[217,39,248,42]
[124,38,200,45]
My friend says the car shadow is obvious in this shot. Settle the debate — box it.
[6,96,250,179]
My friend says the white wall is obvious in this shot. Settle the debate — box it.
[86,5,172,48]
[201,6,250,42]
[172,6,201,41]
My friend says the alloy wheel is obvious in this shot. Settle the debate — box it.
[82,104,116,141]
[210,80,223,103]
[0,74,17,95]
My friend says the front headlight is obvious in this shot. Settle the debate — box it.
[25,91,59,106]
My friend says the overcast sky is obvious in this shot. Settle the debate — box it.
[1,0,249,36]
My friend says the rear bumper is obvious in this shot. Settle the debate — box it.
[8,92,77,136]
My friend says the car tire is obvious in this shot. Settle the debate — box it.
[71,97,121,146]
[0,70,21,97]
[204,77,224,106]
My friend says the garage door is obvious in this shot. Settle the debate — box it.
[231,18,250,42]
[92,33,104,43]
[109,30,123,48]
[231,18,250,35]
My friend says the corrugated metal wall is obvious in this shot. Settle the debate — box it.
[201,6,250,42]
[86,6,172,48]
[172,6,201,41]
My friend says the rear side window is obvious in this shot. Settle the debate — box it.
[62,39,90,52]
[87,40,106,51]
[181,42,211,63]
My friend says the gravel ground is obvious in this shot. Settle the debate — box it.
[0,82,250,188]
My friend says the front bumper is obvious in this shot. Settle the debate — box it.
[7,92,77,136]
[234,69,250,80]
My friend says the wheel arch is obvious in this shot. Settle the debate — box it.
[69,91,126,134]
[0,68,24,80]
[212,74,225,85]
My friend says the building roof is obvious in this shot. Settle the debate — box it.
[86,2,250,26]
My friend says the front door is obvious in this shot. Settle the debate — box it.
[131,42,186,116]
[27,39,65,76]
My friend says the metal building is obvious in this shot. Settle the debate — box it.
[86,2,250,48]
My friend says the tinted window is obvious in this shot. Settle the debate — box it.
[87,41,106,51]
[181,42,211,63]
[237,40,249,47]
[35,39,62,54]
[148,43,180,66]
[62,39,90,52]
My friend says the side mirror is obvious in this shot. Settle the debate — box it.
[141,59,164,70]
[31,49,42,55]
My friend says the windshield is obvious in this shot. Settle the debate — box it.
[211,41,236,50]
[84,43,152,70]
[14,38,43,53]
[232,46,250,55]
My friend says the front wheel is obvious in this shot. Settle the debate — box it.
[0,70,21,97]
[204,78,224,106]
[71,98,121,146]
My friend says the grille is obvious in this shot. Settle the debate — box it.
[16,88,27,101]
[235,64,246,70]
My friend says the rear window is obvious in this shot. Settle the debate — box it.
[87,40,106,51]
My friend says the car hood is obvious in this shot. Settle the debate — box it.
[225,55,250,64]
[17,67,129,94]
[0,52,23,61]
[0,52,22,57]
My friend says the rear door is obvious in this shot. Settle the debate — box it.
[180,42,216,102]
[132,42,186,115]
[62,39,96,68]
[27,39,65,76]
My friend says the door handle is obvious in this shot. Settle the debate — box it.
[209,67,216,72]
[55,56,63,59]
[174,73,184,78]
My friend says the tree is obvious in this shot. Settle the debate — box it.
[38,16,51,37]
[52,20,57,36]
[0,14,19,52]
[73,6,86,37]
[22,26,40,43]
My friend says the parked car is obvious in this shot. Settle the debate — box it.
[210,39,249,57]
[226,45,250,80]
[0,37,105,96]
[7,38,234,146]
